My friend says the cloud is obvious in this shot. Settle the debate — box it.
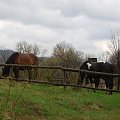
[0,20,59,50]
[1,0,120,26]
[0,0,120,57]
[39,0,120,21]
[94,40,110,52]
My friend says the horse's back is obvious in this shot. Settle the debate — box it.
[89,62,104,72]
[28,54,38,64]
[104,62,114,73]
[91,62,114,73]
[15,53,38,65]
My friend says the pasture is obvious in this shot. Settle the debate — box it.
[0,79,120,120]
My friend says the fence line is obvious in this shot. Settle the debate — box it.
[0,64,120,93]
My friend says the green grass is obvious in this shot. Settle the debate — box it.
[0,79,120,120]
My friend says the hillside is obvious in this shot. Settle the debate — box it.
[0,49,14,63]
[0,79,120,120]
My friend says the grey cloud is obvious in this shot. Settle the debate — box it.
[0,0,120,28]
[39,0,120,21]
[0,0,120,56]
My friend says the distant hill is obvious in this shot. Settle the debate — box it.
[0,49,14,63]
[0,50,48,64]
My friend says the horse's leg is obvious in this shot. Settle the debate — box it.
[85,76,89,86]
[86,77,93,92]
[106,77,113,95]
[93,78,100,93]
[78,73,84,85]
[95,78,100,87]
[104,78,108,94]
[13,67,19,78]
[28,68,32,80]
[34,68,38,80]
[108,77,113,95]
[89,77,94,87]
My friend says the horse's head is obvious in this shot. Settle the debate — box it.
[80,61,92,70]
[2,52,17,77]
[2,66,10,77]
[79,61,92,85]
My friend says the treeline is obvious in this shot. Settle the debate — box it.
[0,41,89,68]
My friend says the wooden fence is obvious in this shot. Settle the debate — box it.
[0,64,120,93]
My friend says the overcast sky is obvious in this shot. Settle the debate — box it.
[0,0,120,56]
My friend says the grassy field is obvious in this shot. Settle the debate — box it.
[0,79,120,120]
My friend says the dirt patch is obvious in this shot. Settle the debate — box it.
[2,100,46,120]
[82,102,105,112]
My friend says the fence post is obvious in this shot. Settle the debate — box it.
[63,70,66,90]
[117,76,120,90]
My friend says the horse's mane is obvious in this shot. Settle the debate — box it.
[6,52,19,64]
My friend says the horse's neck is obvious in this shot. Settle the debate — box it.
[80,61,89,69]
[6,59,11,64]
[6,53,18,64]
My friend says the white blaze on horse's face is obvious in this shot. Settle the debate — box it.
[87,62,92,70]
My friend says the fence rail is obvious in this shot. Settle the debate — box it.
[0,76,120,93]
[0,64,120,77]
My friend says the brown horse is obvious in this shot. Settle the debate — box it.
[2,52,39,79]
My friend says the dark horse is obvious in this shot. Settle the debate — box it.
[78,61,114,94]
[2,52,39,79]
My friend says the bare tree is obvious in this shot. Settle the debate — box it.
[98,52,109,62]
[16,41,32,53]
[32,44,47,56]
[32,44,40,55]
[52,41,84,68]
[107,32,120,90]
[108,32,120,73]
[16,41,47,56]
